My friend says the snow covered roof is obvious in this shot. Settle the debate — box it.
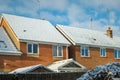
[56,24,120,48]
[1,14,70,45]
[0,27,21,55]
[48,59,86,72]
[10,64,53,73]
[113,36,120,46]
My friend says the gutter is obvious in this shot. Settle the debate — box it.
[19,39,71,46]
[0,50,22,56]
[76,43,120,49]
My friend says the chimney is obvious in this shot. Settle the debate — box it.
[106,27,113,38]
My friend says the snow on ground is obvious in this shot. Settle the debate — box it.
[77,62,120,80]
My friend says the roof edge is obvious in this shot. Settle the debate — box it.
[19,39,70,46]
[0,51,22,56]
[56,25,75,45]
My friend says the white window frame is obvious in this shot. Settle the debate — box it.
[80,46,90,57]
[27,43,39,54]
[100,47,106,57]
[52,45,63,57]
[114,49,120,59]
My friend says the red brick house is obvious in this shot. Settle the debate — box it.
[0,14,70,72]
[56,24,120,69]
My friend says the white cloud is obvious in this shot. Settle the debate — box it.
[79,0,120,11]
[111,26,120,36]
[0,0,119,36]
[40,11,68,24]
[109,11,117,25]
[39,0,69,11]
[67,4,90,23]
[70,20,106,31]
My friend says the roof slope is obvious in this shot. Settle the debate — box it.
[10,64,53,73]
[2,14,70,45]
[0,27,21,54]
[48,59,86,72]
[56,24,120,48]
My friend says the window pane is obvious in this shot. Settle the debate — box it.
[100,48,106,57]
[118,50,120,58]
[81,47,84,56]
[81,46,89,57]
[53,46,57,56]
[28,44,32,53]
[58,46,62,56]
[85,47,88,56]
[33,44,38,53]
[114,49,117,58]
[103,48,105,56]
[100,48,102,56]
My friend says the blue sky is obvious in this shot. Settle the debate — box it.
[0,0,120,36]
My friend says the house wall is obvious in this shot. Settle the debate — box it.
[0,42,68,72]
[0,17,68,72]
[69,46,120,69]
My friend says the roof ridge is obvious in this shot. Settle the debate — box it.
[57,24,105,34]
[2,13,49,22]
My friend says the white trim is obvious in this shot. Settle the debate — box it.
[20,39,70,46]
[56,25,75,45]
[27,43,39,54]
[80,45,90,57]
[0,51,21,56]
[76,43,120,49]
[100,47,106,57]
[52,45,63,57]
[114,49,120,59]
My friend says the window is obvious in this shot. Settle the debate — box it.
[114,49,120,59]
[81,46,89,57]
[53,45,63,57]
[100,48,106,57]
[27,43,38,54]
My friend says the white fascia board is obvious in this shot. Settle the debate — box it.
[0,51,22,56]
[19,39,71,46]
[76,43,120,49]
[56,25,75,45]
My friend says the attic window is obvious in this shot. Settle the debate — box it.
[0,41,7,48]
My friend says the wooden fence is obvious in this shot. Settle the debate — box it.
[0,72,85,80]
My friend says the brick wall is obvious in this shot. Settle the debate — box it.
[69,46,120,69]
[0,42,68,72]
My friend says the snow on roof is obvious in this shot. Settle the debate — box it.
[113,36,120,46]
[0,27,21,54]
[10,64,53,73]
[48,59,86,72]
[2,14,70,45]
[56,24,120,48]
